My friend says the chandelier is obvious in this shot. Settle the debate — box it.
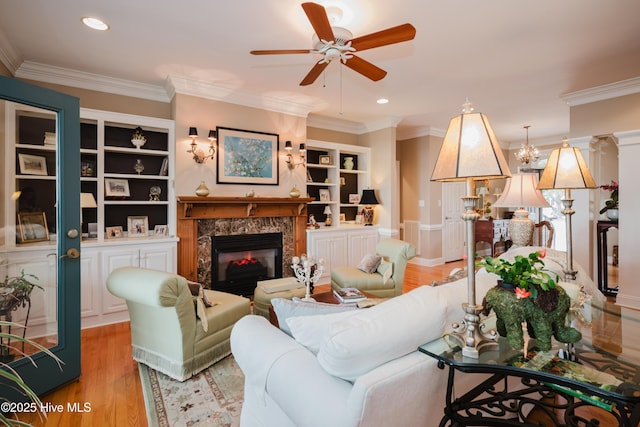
[514,125,540,165]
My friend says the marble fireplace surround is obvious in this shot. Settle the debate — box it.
[176,196,312,287]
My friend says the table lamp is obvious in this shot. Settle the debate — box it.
[80,192,97,239]
[431,99,511,358]
[360,189,379,226]
[323,205,333,226]
[537,138,597,280]
[492,173,550,246]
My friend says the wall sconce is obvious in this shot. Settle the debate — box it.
[285,140,306,169]
[187,127,217,164]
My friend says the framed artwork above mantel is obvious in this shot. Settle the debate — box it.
[216,126,279,185]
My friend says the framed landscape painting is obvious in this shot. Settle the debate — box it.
[216,126,279,185]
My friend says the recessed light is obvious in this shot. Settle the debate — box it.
[377,98,389,104]
[82,17,109,31]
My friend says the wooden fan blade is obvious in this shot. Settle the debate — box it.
[344,55,387,81]
[302,2,335,42]
[349,23,416,52]
[300,61,330,86]
[250,49,311,55]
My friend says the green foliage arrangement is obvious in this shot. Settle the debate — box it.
[1,271,61,426]
[599,180,619,214]
[476,250,558,300]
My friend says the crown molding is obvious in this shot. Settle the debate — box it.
[396,126,446,141]
[306,114,368,134]
[0,29,21,75]
[561,77,640,106]
[15,61,170,102]
[166,75,314,118]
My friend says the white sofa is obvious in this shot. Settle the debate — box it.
[230,246,603,427]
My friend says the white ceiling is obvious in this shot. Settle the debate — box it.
[1,0,640,143]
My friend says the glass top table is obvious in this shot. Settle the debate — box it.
[418,300,640,426]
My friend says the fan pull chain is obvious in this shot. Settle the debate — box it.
[339,65,343,115]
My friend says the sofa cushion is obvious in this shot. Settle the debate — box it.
[358,254,383,274]
[271,297,357,336]
[286,310,360,354]
[331,267,394,292]
[317,286,446,381]
[377,259,393,283]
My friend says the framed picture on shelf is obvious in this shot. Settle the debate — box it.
[17,212,49,243]
[216,126,279,185]
[349,193,361,204]
[154,224,168,236]
[159,157,169,176]
[105,226,124,239]
[339,213,347,222]
[319,155,332,165]
[18,153,48,176]
[127,216,149,237]
[355,214,364,224]
[104,178,130,198]
[319,189,331,202]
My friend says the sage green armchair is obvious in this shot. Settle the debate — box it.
[106,267,250,381]
[331,238,416,298]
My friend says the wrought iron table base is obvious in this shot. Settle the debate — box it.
[437,362,637,426]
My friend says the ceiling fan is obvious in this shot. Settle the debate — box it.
[250,2,416,86]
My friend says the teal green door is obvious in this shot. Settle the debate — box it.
[0,76,81,400]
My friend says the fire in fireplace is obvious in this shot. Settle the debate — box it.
[212,232,283,297]
[226,255,269,281]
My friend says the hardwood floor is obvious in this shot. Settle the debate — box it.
[14,322,147,427]
[9,260,621,426]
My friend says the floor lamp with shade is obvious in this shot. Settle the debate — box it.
[431,99,512,358]
[537,138,597,280]
[492,173,550,247]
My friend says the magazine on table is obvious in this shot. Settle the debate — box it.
[333,287,366,303]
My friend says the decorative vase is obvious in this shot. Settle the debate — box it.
[133,159,144,175]
[343,157,354,170]
[289,186,301,198]
[606,208,619,221]
[195,181,209,197]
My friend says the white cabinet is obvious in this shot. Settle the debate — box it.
[81,238,177,328]
[307,230,348,282]
[307,226,379,283]
[0,247,58,340]
[348,228,380,266]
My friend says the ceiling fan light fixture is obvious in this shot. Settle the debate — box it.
[82,17,109,31]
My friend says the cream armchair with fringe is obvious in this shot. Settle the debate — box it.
[106,267,250,381]
[331,238,416,298]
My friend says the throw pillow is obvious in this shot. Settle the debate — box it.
[317,286,446,381]
[376,259,393,283]
[271,298,357,336]
[286,310,359,354]
[187,280,212,307]
[358,254,383,274]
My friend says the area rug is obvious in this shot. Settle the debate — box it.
[138,355,244,427]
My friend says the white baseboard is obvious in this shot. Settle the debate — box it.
[410,256,445,267]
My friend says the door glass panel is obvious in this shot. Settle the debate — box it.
[1,102,59,362]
